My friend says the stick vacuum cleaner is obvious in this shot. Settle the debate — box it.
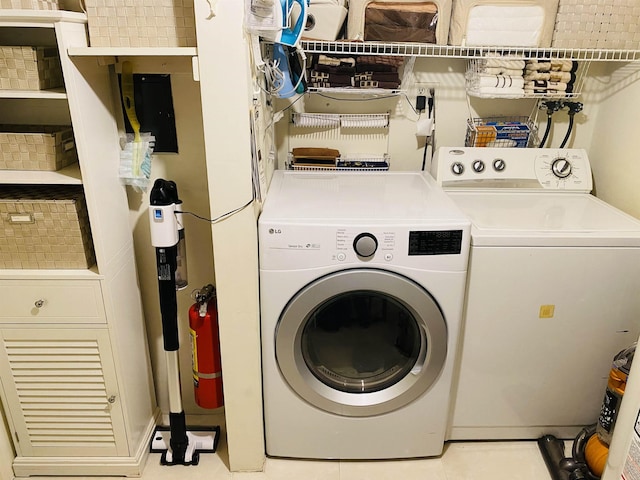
[148,179,219,466]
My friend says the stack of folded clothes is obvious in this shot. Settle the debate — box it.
[524,59,578,96]
[353,56,403,89]
[469,57,525,97]
[307,54,403,90]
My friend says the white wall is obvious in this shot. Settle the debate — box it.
[586,61,640,219]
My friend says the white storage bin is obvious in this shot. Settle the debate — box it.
[552,0,640,50]
[300,0,348,41]
[347,0,452,44]
[449,0,559,47]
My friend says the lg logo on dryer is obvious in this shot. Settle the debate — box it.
[268,228,282,234]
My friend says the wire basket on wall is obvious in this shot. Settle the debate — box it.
[466,116,538,148]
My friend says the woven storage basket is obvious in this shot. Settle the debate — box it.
[0,0,59,8]
[552,0,640,49]
[85,0,197,48]
[0,125,77,171]
[0,185,96,269]
[0,46,64,91]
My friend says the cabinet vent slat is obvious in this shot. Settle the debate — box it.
[12,369,105,376]
[29,429,114,436]
[31,440,116,448]
[5,338,116,448]
[11,376,106,383]
[20,410,111,418]
[11,362,103,370]
[21,399,108,406]
[4,341,99,348]
[16,390,106,397]
[15,382,107,390]
[10,355,101,363]
[26,419,112,426]
[22,403,109,410]
[4,348,101,355]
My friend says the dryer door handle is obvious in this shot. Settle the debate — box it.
[410,324,429,375]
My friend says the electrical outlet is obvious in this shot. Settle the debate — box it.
[415,83,431,96]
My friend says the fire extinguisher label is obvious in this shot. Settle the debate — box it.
[190,327,199,384]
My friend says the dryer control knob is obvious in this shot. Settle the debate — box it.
[353,233,378,258]
[552,157,572,178]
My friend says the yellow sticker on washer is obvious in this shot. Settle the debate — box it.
[539,305,555,318]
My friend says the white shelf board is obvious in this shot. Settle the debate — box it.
[0,87,66,99]
[0,163,82,185]
[0,9,86,28]
[68,47,198,57]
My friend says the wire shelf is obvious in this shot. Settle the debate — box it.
[291,113,389,129]
[288,153,390,171]
[301,41,640,61]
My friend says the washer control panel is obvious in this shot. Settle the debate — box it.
[433,147,593,192]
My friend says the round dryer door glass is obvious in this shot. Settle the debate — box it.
[275,268,448,417]
[301,291,422,394]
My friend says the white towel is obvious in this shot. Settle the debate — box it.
[477,74,524,89]
[480,58,525,70]
[480,67,525,76]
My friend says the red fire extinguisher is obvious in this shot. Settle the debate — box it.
[189,284,224,409]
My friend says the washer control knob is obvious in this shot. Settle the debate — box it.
[472,160,485,173]
[551,157,572,178]
[451,162,465,175]
[353,233,378,258]
[493,158,506,172]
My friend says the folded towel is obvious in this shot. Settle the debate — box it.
[309,81,353,88]
[356,55,404,68]
[526,60,578,73]
[311,71,353,85]
[480,67,525,76]
[355,72,401,83]
[524,71,575,83]
[357,80,400,89]
[314,64,356,75]
[550,59,576,72]
[525,61,551,72]
[476,74,524,89]
[479,58,526,70]
[526,80,568,91]
[317,54,355,67]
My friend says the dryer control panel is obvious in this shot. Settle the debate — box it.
[258,224,470,272]
[432,147,593,192]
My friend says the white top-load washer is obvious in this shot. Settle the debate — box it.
[258,170,470,459]
[432,147,640,440]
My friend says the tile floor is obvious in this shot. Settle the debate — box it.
[137,434,558,480]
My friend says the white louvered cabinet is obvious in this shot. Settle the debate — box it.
[0,328,128,459]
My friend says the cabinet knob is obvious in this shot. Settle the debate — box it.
[34,299,45,308]
[107,395,116,404]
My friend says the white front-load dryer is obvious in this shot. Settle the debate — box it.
[258,171,471,459]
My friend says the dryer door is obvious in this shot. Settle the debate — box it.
[275,268,447,417]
